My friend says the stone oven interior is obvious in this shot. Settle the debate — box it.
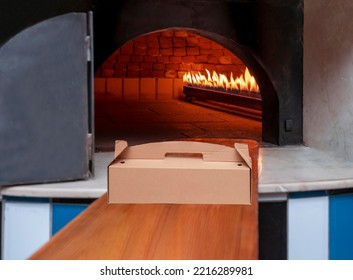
[94,29,263,150]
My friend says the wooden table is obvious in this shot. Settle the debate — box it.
[30,139,258,260]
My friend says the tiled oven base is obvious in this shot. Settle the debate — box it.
[3,191,353,260]
[260,190,353,260]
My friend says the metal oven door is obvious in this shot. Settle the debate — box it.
[0,13,94,186]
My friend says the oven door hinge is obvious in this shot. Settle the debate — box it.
[85,35,92,62]
[87,133,93,161]
[85,11,93,62]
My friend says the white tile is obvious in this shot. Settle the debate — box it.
[2,201,50,260]
[288,195,329,260]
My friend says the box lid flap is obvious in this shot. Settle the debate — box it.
[234,143,252,169]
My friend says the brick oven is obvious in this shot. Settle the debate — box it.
[0,0,303,185]
[94,30,262,119]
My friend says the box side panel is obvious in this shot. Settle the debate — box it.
[108,166,250,205]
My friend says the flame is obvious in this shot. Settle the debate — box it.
[183,67,259,93]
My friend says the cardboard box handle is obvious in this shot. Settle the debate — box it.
[165,152,204,159]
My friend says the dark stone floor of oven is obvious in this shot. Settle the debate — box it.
[94,94,262,151]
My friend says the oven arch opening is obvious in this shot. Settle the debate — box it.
[94,28,279,147]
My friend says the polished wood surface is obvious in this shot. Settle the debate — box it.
[30,139,258,260]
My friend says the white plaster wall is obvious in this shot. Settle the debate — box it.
[304,0,353,161]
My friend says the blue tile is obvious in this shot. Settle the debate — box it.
[52,204,88,235]
[329,193,353,260]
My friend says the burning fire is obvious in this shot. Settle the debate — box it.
[183,67,260,93]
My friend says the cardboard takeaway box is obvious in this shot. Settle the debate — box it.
[108,140,252,205]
